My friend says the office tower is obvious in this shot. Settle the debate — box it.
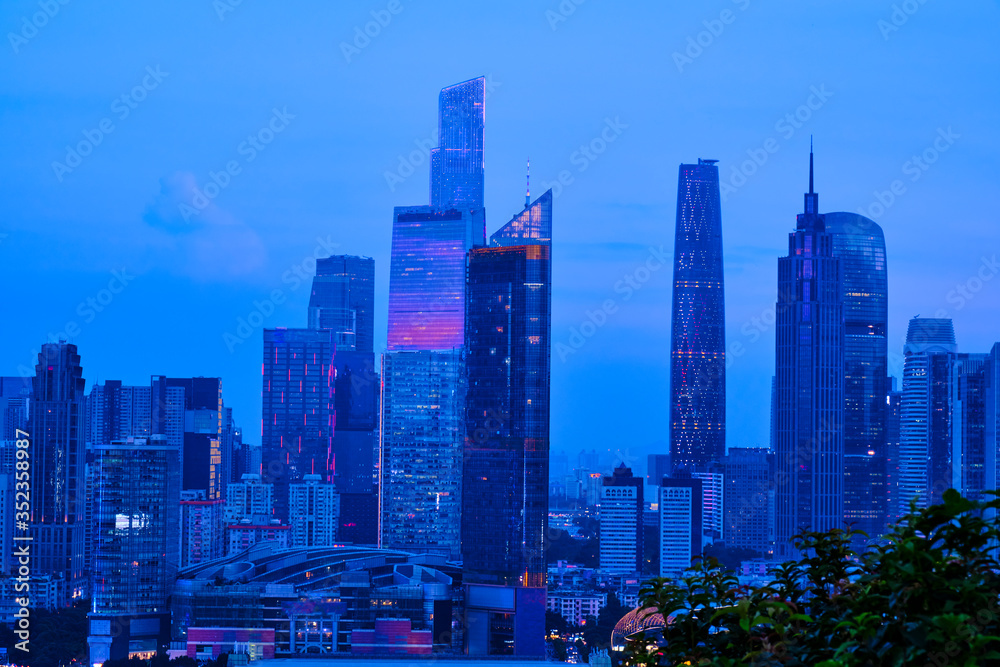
[723,448,772,555]
[669,159,726,469]
[463,190,553,586]
[885,386,903,524]
[955,354,989,502]
[85,381,152,446]
[826,212,890,539]
[381,78,488,560]
[225,474,273,524]
[659,477,703,577]
[261,328,334,522]
[30,342,88,601]
[773,150,844,559]
[331,351,379,494]
[647,454,671,490]
[430,77,485,210]
[898,318,957,513]
[179,490,223,568]
[290,474,340,547]
[381,350,465,558]
[308,255,375,353]
[221,406,240,495]
[88,436,180,664]
[0,376,30,440]
[692,470,724,544]
[984,345,1000,500]
[599,464,644,575]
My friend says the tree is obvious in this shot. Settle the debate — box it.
[0,598,89,667]
[584,592,630,652]
[624,490,1000,666]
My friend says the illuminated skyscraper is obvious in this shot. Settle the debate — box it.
[430,77,485,210]
[30,342,88,602]
[462,191,552,586]
[826,212,890,538]
[599,464,643,575]
[773,150,844,558]
[669,159,726,469]
[955,353,989,502]
[898,317,956,512]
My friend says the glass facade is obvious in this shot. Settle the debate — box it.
[261,328,334,522]
[955,353,988,502]
[387,206,485,351]
[774,157,844,559]
[723,448,772,556]
[430,77,485,210]
[92,436,180,615]
[669,160,726,469]
[826,212,890,537]
[307,254,375,354]
[380,350,465,559]
[898,317,956,512]
[30,342,88,600]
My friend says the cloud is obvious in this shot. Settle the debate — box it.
[142,172,267,281]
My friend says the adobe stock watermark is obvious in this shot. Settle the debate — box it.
[223,235,340,352]
[383,75,500,192]
[213,0,245,21]
[7,0,71,54]
[51,65,169,182]
[855,127,958,222]
[720,84,833,201]
[878,0,931,40]
[555,245,668,362]
[545,0,586,31]
[672,0,751,73]
[340,0,405,63]
[539,116,628,199]
[179,107,295,220]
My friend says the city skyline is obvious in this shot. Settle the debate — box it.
[5,3,998,470]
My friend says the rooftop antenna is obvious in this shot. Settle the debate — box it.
[525,157,531,209]
[809,135,814,194]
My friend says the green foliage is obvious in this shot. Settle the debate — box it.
[585,592,631,651]
[624,491,1000,666]
[0,599,89,667]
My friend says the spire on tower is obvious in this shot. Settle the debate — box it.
[809,136,814,194]
[525,157,531,209]
[804,138,818,216]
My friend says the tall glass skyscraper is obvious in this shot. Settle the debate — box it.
[955,353,989,502]
[898,317,956,512]
[430,77,485,210]
[463,191,552,586]
[669,160,725,469]
[30,342,88,601]
[308,254,375,353]
[382,78,487,558]
[773,152,844,558]
[825,212,890,538]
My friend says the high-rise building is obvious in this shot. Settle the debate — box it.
[225,473,273,524]
[599,464,643,575]
[430,77,485,210]
[647,454,671,491]
[289,474,339,547]
[88,436,180,664]
[261,328,334,522]
[692,470,724,544]
[381,77,488,561]
[773,150,844,559]
[0,376,30,440]
[898,317,957,513]
[669,160,726,470]
[723,448,772,556]
[983,345,1000,503]
[308,255,375,353]
[826,212,890,538]
[30,342,88,601]
[885,386,903,524]
[659,477,703,577]
[955,353,989,502]
[85,381,152,446]
[462,190,553,587]
[380,350,465,559]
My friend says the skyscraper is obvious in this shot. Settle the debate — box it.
[261,328,334,522]
[885,386,903,524]
[308,254,375,353]
[289,474,339,547]
[955,353,988,502]
[430,77,485,210]
[381,78,488,560]
[723,448,772,556]
[983,345,1000,503]
[669,159,726,469]
[30,342,88,601]
[599,464,643,575]
[659,477,703,577]
[826,212,890,538]
[898,317,957,512]
[462,191,553,586]
[773,150,844,558]
[88,435,180,663]
[85,381,152,446]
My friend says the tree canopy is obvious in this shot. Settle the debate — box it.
[624,490,1000,666]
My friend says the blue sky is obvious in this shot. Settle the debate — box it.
[3,0,999,478]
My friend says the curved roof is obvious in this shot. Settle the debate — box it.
[611,606,668,649]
